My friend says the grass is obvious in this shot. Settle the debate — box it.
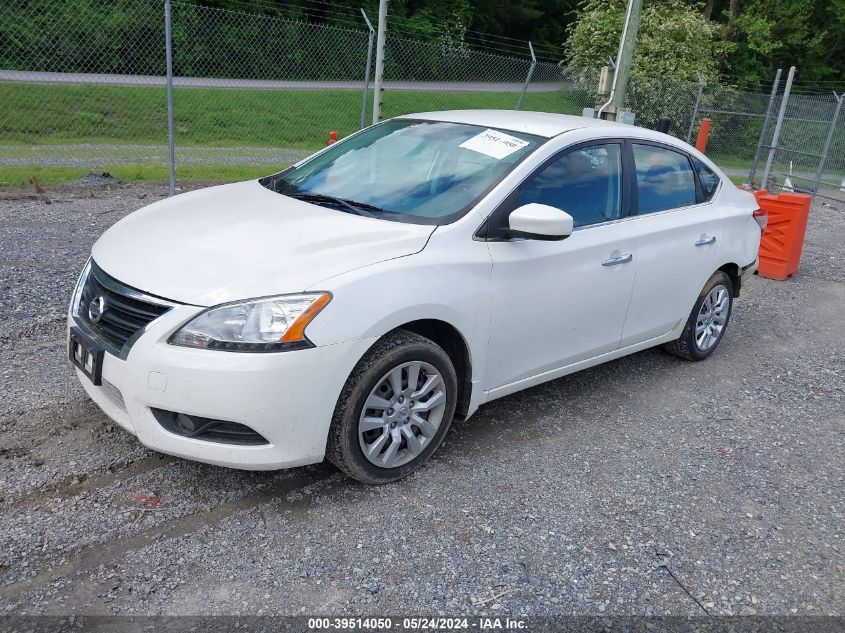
[6,82,823,189]
[708,156,754,172]
[0,82,581,186]
[0,83,576,148]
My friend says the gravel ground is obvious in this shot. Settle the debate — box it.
[0,182,843,617]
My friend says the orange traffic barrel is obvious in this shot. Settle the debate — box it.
[753,190,812,280]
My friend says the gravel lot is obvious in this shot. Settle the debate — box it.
[0,182,843,617]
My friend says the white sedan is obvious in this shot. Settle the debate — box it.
[68,110,765,483]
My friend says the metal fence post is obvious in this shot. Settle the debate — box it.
[372,0,388,124]
[685,73,705,144]
[360,9,375,130]
[516,41,536,111]
[762,66,795,192]
[164,0,175,196]
[810,92,844,196]
[748,68,782,187]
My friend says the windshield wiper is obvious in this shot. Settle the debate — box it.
[285,192,384,218]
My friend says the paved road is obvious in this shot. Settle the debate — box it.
[0,69,568,93]
[0,184,842,617]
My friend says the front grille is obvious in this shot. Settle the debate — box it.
[77,262,172,355]
[151,408,269,445]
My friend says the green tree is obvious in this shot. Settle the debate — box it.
[719,0,827,84]
[565,0,725,84]
[696,0,845,83]
[464,0,579,53]
[564,0,727,133]
[824,0,845,81]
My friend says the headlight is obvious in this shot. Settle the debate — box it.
[168,292,331,352]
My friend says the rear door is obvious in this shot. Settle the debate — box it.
[620,142,724,347]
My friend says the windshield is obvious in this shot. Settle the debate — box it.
[261,119,543,224]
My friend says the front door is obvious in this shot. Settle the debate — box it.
[484,142,638,390]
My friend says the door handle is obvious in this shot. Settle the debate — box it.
[602,253,633,266]
[695,236,717,246]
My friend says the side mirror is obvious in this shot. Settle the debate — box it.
[508,203,574,241]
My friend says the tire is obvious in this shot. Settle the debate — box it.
[326,329,458,484]
[664,270,734,361]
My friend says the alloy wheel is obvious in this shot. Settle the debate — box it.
[358,361,447,469]
[695,284,730,351]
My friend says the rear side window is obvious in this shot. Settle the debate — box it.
[632,144,696,214]
[516,143,623,228]
[693,158,720,201]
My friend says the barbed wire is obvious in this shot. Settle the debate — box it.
[170,0,563,60]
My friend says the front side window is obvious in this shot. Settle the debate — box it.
[693,157,720,201]
[261,120,542,224]
[515,143,623,228]
[633,144,697,214]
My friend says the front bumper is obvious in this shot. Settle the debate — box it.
[68,304,377,470]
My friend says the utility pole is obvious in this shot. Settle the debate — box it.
[599,0,643,121]
[372,0,388,124]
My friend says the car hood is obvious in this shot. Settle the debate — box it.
[92,180,435,306]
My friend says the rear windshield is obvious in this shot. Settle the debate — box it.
[261,119,544,225]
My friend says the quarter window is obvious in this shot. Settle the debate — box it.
[693,157,720,201]
[516,143,623,228]
[633,144,696,214]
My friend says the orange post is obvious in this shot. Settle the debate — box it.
[695,118,712,153]
[327,130,338,145]
[753,190,812,280]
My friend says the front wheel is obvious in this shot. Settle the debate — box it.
[326,330,457,484]
[664,271,733,361]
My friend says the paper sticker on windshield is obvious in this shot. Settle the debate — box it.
[459,129,530,160]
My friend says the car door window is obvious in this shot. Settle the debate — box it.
[633,144,697,214]
[516,143,622,228]
[692,157,720,201]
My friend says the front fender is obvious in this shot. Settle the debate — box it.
[302,234,493,405]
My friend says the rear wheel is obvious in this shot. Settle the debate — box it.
[664,271,733,361]
[326,330,457,484]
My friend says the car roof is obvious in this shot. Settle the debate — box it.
[393,109,712,167]
[397,109,625,139]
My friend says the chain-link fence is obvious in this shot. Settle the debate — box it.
[0,0,169,171]
[752,89,845,202]
[379,36,602,122]
[0,0,373,179]
[167,1,372,172]
[693,85,769,163]
[1,0,842,202]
